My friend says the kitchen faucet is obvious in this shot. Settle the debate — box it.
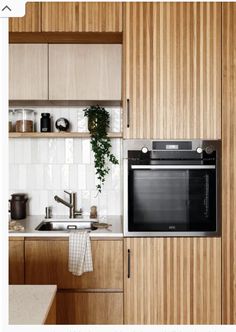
[54,191,82,219]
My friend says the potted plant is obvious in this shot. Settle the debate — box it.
[84,105,119,193]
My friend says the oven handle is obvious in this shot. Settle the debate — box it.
[131,165,216,169]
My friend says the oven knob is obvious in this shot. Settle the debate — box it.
[205,145,214,154]
[141,147,149,154]
[196,147,203,154]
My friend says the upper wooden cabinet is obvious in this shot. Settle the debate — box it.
[123,2,222,139]
[49,44,121,100]
[42,2,122,32]
[9,44,48,100]
[25,239,123,290]
[124,237,221,324]
[9,238,24,284]
[9,2,42,32]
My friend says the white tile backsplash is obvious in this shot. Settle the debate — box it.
[9,136,122,216]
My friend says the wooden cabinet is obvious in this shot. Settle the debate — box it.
[9,44,48,100]
[49,44,121,100]
[222,3,236,324]
[25,238,123,324]
[9,238,24,284]
[9,2,41,32]
[42,2,122,32]
[123,2,222,139]
[124,237,221,324]
[57,292,123,324]
[25,238,123,290]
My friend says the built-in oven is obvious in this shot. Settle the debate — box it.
[124,140,221,237]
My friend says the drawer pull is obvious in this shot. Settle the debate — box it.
[127,99,130,128]
[128,249,131,278]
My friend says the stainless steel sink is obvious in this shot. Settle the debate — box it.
[35,219,98,231]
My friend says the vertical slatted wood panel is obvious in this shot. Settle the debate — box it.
[42,2,122,32]
[123,2,221,139]
[222,3,236,324]
[9,2,41,32]
[124,238,221,324]
[9,238,25,284]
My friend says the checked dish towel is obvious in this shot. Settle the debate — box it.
[68,230,93,276]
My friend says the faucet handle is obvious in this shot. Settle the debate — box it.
[64,190,72,196]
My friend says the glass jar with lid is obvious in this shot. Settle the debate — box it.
[15,109,35,133]
[9,109,14,132]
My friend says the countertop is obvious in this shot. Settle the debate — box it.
[8,215,123,238]
[9,285,57,325]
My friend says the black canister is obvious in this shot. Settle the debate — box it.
[40,113,51,132]
[9,193,28,220]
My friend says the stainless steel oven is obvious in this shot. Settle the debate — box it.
[124,140,221,237]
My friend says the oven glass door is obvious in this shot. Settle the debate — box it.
[128,165,216,232]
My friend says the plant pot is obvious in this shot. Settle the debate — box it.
[88,117,97,134]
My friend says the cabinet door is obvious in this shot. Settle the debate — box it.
[9,238,24,284]
[124,237,221,324]
[25,239,123,290]
[49,44,121,100]
[57,292,123,324]
[9,2,41,32]
[123,2,221,139]
[9,44,48,100]
[42,2,122,32]
[222,3,236,324]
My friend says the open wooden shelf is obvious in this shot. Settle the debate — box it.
[9,132,122,139]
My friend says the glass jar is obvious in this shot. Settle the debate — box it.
[15,109,35,133]
[9,109,14,132]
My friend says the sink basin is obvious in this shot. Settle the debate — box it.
[35,219,98,231]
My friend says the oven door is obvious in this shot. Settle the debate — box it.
[127,164,217,235]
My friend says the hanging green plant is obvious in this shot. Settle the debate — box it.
[84,105,119,193]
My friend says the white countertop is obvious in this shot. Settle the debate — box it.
[9,215,123,238]
[9,285,57,325]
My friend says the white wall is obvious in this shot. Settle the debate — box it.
[9,107,122,217]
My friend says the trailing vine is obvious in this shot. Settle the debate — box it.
[84,105,119,193]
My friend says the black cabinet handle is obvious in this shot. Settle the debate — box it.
[127,99,130,128]
[128,249,131,278]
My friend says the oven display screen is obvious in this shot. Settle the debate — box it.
[166,144,179,150]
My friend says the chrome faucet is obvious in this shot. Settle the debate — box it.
[54,191,82,219]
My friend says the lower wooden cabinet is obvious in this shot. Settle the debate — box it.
[25,238,123,289]
[57,292,123,324]
[124,237,221,324]
[9,238,24,284]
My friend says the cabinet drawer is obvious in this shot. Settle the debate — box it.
[57,291,123,324]
[25,239,123,290]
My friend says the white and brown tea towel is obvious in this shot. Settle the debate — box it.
[68,230,93,276]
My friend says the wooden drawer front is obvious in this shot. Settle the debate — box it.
[25,240,123,290]
[57,292,123,324]
[9,239,24,284]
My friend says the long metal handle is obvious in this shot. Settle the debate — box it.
[131,165,216,170]
[127,99,130,128]
[128,249,131,278]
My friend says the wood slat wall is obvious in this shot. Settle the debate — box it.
[222,2,236,324]
[124,238,221,324]
[123,2,221,139]
[42,2,123,32]
[9,2,41,32]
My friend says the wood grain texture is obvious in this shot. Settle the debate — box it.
[222,2,236,324]
[49,44,121,100]
[9,44,48,100]
[9,132,122,139]
[124,238,221,324]
[57,292,123,324]
[25,239,123,290]
[123,2,221,139]
[9,2,41,32]
[9,239,24,284]
[42,2,122,32]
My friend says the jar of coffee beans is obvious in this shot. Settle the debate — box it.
[15,109,35,133]
[9,109,14,132]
